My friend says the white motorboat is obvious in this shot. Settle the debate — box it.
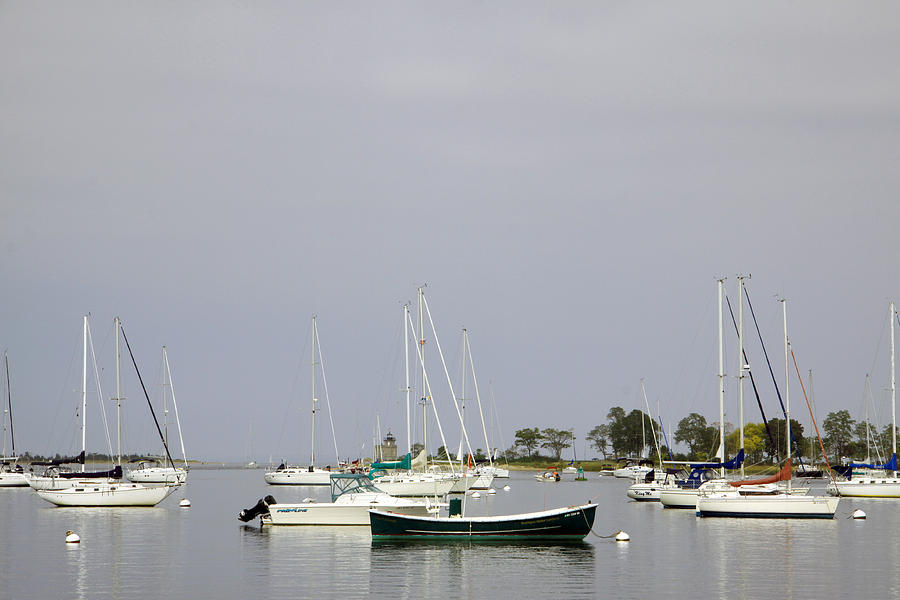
[613,459,654,479]
[239,474,441,526]
[534,470,560,482]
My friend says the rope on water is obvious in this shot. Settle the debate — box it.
[577,503,625,539]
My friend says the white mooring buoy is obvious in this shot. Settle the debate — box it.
[503,485,511,491]
[179,498,191,508]
[65,530,81,544]
[851,509,867,520]
[471,491,481,499]
[615,530,630,542]
[487,488,496,494]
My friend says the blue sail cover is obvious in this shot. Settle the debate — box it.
[689,448,745,470]
[846,453,897,471]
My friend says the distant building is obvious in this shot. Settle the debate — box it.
[375,431,398,462]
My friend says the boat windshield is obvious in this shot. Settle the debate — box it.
[330,474,384,501]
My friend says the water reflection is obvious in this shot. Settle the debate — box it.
[369,540,596,598]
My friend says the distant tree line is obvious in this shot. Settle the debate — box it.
[505,407,898,466]
[11,452,165,464]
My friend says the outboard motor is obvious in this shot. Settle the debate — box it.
[238,495,276,522]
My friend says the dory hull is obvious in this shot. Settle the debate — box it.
[369,503,597,540]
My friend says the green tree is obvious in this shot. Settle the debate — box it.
[586,424,610,459]
[742,422,769,464]
[514,427,544,458]
[766,418,805,460]
[606,407,627,455]
[823,410,855,461]
[674,413,716,459]
[608,408,654,457]
[540,428,573,461]
[879,424,899,460]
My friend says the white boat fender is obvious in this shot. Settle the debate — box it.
[850,509,866,520]
[65,530,80,544]
[614,531,630,542]
[179,498,191,507]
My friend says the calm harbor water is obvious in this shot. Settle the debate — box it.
[2,469,899,599]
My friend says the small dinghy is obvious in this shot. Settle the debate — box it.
[369,502,597,541]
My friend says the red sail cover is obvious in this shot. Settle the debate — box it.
[728,461,792,487]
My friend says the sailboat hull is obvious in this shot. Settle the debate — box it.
[696,493,839,518]
[0,472,29,487]
[371,476,454,497]
[264,469,332,485]
[126,467,187,484]
[35,483,177,507]
[827,478,900,498]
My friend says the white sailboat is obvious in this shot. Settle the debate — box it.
[366,292,459,498]
[696,298,839,518]
[27,316,122,492]
[265,316,341,486]
[36,316,178,507]
[0,351,28,487]
[828,300,900,497]
[660,277,748,509]
[126,346,188,484]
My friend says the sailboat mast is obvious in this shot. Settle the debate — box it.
[163,347,187,469]
[310,316,317,469]
[162,346,169,449]
[82,315,87,473]
[460,328,467,469]
[115,317,122,466]
[737,275,746,480]
[4,351,12,457]
[404,303,411,455]
[782,298,791,494]
[891,300,896,463]
[418,287,427,463]
[717,278,725,478]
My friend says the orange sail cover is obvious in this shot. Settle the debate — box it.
[728,461,792,487]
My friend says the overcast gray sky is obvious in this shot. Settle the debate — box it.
[2,2,899,462]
